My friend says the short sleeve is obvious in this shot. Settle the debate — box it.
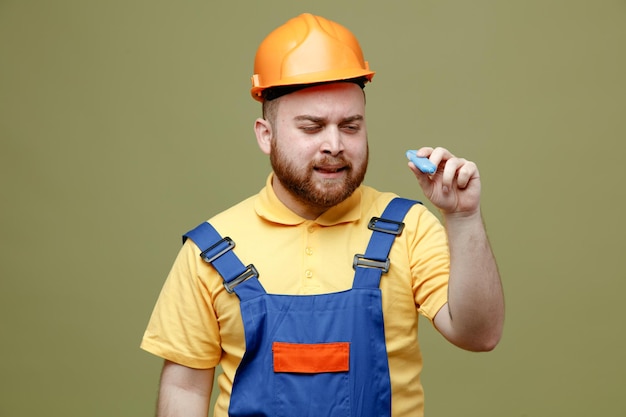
[410,208,450,321]
[140,240,222,369]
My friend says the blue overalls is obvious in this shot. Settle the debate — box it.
[184,198,418,417]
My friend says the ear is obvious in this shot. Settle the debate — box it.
[254,117,273,155]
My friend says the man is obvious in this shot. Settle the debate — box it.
[141,13,504,417]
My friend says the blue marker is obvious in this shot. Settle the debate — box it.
[406,150,437,174]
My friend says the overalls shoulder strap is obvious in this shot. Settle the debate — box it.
[183,222,265,300]
[352,197,420,289]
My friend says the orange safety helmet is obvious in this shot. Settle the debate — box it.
[250,13,375,102]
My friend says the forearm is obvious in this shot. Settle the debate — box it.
[156,361,214,417]
[440,210,504,351]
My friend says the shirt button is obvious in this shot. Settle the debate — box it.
[307,225,316,233]
[305,270,313,279]
[305,247,313,256]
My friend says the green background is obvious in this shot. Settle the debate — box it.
[1,1,624,416]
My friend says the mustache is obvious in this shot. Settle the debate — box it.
[314,156,351,167]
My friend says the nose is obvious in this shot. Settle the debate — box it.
[320,127,344,155]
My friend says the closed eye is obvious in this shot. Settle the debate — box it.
[299,124,323,133]
[340,124,361,133]
[340,115,363,134]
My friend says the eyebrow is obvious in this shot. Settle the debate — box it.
[294,115,364,123]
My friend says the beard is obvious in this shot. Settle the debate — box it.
[269,141,368,210]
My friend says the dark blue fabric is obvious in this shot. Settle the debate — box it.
[183,197,418,417]
[353,197,419,289]
[183,223,266,296]
[231,290,389,417]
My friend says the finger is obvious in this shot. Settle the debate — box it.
[415,147,434,158]
[424,147,454,172]
[408,163,435,196]
[456,161,479,189]
[441,157,466,190]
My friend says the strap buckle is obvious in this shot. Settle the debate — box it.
[352,254,390,273]
[200,237,235,264]
[224,264,259,294]
[368,217,405,235]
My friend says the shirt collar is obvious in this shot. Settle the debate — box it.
[254,173,362,226]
